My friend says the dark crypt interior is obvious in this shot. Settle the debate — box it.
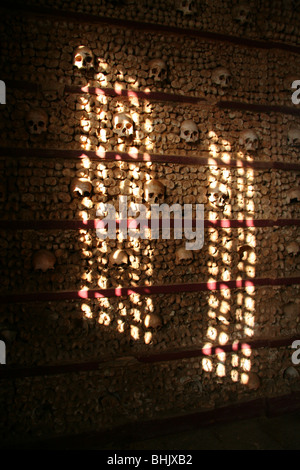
[0,0,300,451]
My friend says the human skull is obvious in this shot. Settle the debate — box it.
[109,249,128,267]
[144,180,165,204]
[180,120,199,143]
[287,128,300,147]
[70,178,92,197]
[241,372,260,390]
[149,59,167,82]
[33,250,56,272]
[212,67,231,88]
[238,245,255,262]
[176,0,194,15]
[144,313,162,329]
[113,113,134,138]
[208,182,229,209]
[233,3,252,25]
[26,109,48,135]
[175,246,194,264]
[284,366,299,380]
[73,45,94,70]
[287,188,300,204]
[239,130,259,152]
[286,241,299,256]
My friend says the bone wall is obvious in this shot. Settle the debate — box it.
[4,0,300,46]
[0,1,300,446]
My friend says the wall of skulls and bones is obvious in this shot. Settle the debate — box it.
[0,0,300,444]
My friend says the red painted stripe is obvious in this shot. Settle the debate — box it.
[1,277,300,304]
[217,101,300,117]
[1,147,300,171]
[0,218,299,231]
[67,85,300,117]
[0,335,298,379]
[65,85,204,105]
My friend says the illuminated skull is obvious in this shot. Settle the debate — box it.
[208,182,230,209]
[70,178,92,197]
[26,109,48,135]
[33,250,56,272]
[241,372,260,390]
[144,180,165,204]
[73,45,94,70]
[109,249,128,267]
[149,59,167,82]
[176,0,194,15]
[238,245,255,262]
[287,128,300,147]
[180,120,199,143]
[113,113,134,138]
[239,130,259,152]
[212,67,231,88]
[175,246,194,264]
[144,313,162,329]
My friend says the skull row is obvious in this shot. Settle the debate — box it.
[73,45,168,82]
[176,0,253,26]
[24,107,300,153]
[73,45,236,90]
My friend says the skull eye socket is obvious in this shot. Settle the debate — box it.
[75,55,83,62]
[148,192,154,199]
[152,68,157,74]
[116,123,122,129]
[126,123,132,129]
[85,56,92,63]
[184,130,189,136]
[38,121,45,127]
[28,120,34,127]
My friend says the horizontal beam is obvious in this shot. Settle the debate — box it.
[1,147,300,171]
[68,85,300,116]
[0,335,298,379]
[1,277,300,304]
[6,80,300,117]
[0,218,299,231]
[65,85,205,105]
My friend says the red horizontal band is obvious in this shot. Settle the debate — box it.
[0,218,299,231]
[0,335,298,379]
[0,147,299,171]
[67,85,300,117]
[1,277,300,304]
[217,100,300,117]
[65,85,204,105]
